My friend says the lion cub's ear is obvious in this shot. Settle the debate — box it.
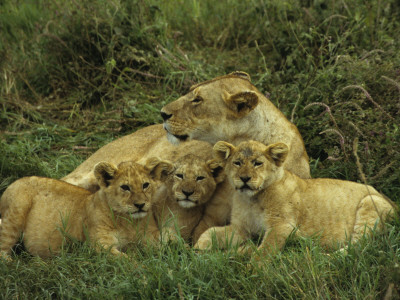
[94,162,118,188]
[265,143,289,167]
[206,159,225,183]
[213,141,236,161]
[145,157,174,181]
[223,90,259,117]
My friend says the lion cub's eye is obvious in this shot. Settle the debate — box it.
[175,174,184,179]
[196,176,205,181]
[142,182,150,190]
[121,185,130,191]
[233,161,241,166]
[192,96,203,104]
[254,161,263,167]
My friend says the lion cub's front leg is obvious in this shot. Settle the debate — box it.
[194,225,247,250]
[256,222,295,258]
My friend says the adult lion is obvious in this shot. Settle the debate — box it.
[161,71,311,179]
[64,72,310,191]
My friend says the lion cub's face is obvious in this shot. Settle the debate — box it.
[168,154,224,209]
[160,72,259,145]
[213,141,289,197]
[94,158,173,219]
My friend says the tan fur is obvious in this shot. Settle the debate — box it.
[161,71,311,179]
[152,154,230,243]
[195,140,396,255]
[62,124,212,192]
[0,158,173,259]
[62,126,233,241]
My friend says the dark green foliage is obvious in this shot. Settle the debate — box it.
[1,0,399,298]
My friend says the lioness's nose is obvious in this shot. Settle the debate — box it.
[182,190,194,197]
[161,111,172,121]
[240,176,251,183]
[134,203,145,210]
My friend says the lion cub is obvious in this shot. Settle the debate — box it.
[195,140,396,254]
[0,158,172,259]
[152,153,229,243]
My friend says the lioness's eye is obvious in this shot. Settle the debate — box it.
[192,96,203,104]
[196,176,205,181]
[233,161,241,166]
[121,185,130,191]
[142,182,150,190]
[254,161,263,167]
[175,174,184,179]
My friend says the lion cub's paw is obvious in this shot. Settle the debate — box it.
[193,235,213,250]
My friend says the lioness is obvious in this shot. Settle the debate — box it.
[195,140,396,255]
[152,153,230,243]
[0,158,172,259]
[161,71,311,179]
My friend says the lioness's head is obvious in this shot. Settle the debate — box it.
[160,71,261,144]
[167,154,224,209]
[94,158,173,219]
[213,140,289,197]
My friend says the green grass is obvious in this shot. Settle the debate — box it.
[1,0,400,298]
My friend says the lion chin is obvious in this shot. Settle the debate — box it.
[132,211,148,219]
[237,187,257,197]
[177,200,197,209]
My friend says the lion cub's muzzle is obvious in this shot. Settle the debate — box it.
[238,176,252,191]
[131,203,148,219]
[176,189,198,208]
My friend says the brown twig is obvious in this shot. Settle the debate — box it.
[290,92,301,123]
[320,128,348,159]
[369,161,395,181]
[304,102,340,130]
[347,121,366,138]
[155,45,186,71]
[342,85,394,120]
[381,76,400,113]
[360,49,384,60]
[352,137,367,183]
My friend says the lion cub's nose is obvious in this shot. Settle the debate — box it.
[160,111,172,121]
[182,190,194,197]
[134,203,145,210]
[240,176,251,183]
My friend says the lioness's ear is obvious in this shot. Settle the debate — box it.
[206,159,226,183]
[213,141,236,161]
[223,90,259,117]
[94,162,118,188]
[228,71,251,82]
[265,143,289,166]
[145,157,174,181]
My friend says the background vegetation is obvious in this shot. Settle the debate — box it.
[1,0,399,298]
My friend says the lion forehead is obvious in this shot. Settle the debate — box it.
[189,73,252,92]
[174,155,211,176]
[114,162,152,188]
